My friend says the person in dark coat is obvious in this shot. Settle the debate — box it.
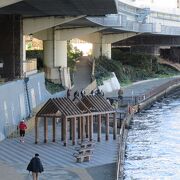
[67,89,71,99]
[73,90,79,101]
[80,89,86,98]
[27,153,44,180]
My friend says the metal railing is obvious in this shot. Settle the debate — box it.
[109,78,180,109]
[23,58,37,73]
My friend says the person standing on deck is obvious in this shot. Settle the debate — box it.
[27,153,44,180]
[19,120,27,143]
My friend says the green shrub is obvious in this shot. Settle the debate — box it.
[45,79,65,94]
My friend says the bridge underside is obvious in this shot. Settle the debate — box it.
[113,34,180,47]
[0,0,117,17]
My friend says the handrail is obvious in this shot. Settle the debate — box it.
[109,78,180,107]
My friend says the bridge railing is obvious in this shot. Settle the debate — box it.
[23,58,37,73]
[109,78,180,108]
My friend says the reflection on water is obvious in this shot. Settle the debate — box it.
[124,92,180,180]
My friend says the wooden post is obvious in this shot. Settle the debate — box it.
[89,115,93,141]
[52,117,56,142]
[69,119,72,140]
[98,114,101,142]
[86,116,89,138]
[63,117,67,146]
[61,118,64,141]
[78,117,81,139]
[113,113,117,140]
[72,117,76,145]
[35,117,39,144]
[44,117,48,143]
[81,116,84,142]
[106,114,109,141]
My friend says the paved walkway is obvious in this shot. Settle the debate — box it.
[0,124,118,180]
[105,76,180,98]
[1,72,180,179]
[72,56,92,94]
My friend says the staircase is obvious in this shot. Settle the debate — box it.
[158,57,180,71]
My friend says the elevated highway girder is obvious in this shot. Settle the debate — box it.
[113,35,180,47]
[0,0,117,17]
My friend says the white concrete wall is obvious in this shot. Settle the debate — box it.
[98,72,120,93]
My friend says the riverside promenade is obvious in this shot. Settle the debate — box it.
[0,76,180,180]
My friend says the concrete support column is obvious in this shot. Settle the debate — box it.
[0,15,23,79]
[35,117,39,144]
[23,35,26,61]
[72,117,76,145]
[113,113,117,140]
[52,117,56,142]
[102,43,111,59]
[106,114,109,141]
[92,43,102,58]
[43,28,70,87]
[54,40,67,67]
[98,114,102,142]
[44,117,48,143]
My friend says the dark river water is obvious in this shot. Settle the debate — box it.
[124,91,180,180]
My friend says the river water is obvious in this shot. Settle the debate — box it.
[124,91,180,180]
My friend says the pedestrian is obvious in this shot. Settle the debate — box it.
[27,153,44,180]
[81,89,86,97]
[67,88,71,99]
[19,120,27,143]
[91,90,95,95]
[100,89,104,96]
[73,90,79,101]
[118,88,123,99]
[96,88,101,95]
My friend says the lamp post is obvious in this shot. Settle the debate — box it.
[24,77,31,117]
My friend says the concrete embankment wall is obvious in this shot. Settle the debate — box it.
[0,73,65,141]
[138,83,180,111]
[116,81,180,180]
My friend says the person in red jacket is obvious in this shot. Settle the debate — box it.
[19,120,27,142]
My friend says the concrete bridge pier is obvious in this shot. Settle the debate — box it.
[42,28,70,87]
[81,32,138,59]
[0,15,23,80]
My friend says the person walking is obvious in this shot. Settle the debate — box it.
[27,153,44,180]
[67,88,71,99]
[19,120,27,143]
[118,88,124,99]
[80,89,86,98]
[73,90,79,101]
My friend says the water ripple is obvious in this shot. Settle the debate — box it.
[124,95,180,180]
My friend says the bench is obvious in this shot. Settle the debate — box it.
[78,148,94,155]
[75,143,95,150]
[73,152,92,163]
[77,140,95,148]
